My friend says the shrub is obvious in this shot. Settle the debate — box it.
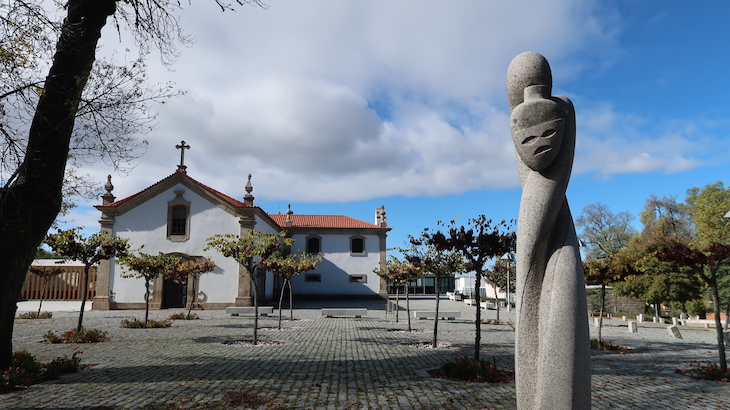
[44,351,82,378]
[1,350,83,393]
[18,312,52,319]
[438,356,511,383]
[43,328,108,344]
[677,362,730,382]
[169,312,199,320]
[62,328,108,343]
[686,299,709,318]
[590,338,628,351]
[42,330,63,344]
[1,351,41,392]
[121,318,172,328]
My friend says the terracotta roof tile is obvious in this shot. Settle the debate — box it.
[268,214,387,230]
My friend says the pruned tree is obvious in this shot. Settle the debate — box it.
[403,233,464,348]
[206,230,287,345]
[576,203,635,340]
[265,250,322,329]
[421,216,515,360]
[27,265,64,317]
[166,257,216,317]
[120,252,181,326]
[375,256,422,329]
[45,228,129,331]
[656,241,730,371]
[0,0,264,369]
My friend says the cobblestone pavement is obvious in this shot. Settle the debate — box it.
[4,297,730,409]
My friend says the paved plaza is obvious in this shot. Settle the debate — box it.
[4,297,730,409]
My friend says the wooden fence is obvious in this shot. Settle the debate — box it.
[19,261,97,301]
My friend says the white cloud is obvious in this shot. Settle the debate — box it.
[73,0,726,211]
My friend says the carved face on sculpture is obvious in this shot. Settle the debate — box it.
[510,85,565,171]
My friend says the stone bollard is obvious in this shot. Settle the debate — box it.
[622,316,627,321]
[628,321,638,333]
[637,314,644,323]
[594,317,601,327]
[672,317,679,326]
[667,325,682,339]
[653,317,659,323]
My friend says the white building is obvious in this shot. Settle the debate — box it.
[91,166,390,310]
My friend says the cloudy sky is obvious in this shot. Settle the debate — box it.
[65,0,730,251]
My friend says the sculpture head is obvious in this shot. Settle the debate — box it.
[510,85,565,171]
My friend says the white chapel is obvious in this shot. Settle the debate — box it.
[91,143,390,310]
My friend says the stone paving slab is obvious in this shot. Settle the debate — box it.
[3,297,730,409]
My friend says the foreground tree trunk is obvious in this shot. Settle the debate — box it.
[709,276,727,371]
[432,279,441,348]
[0,0,116,369]
[474,271,482,360]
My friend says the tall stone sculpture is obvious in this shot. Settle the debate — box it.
[506,51,591,409]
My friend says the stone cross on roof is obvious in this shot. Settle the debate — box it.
[176,140,190,173]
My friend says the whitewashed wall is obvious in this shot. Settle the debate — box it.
[288,232,382,296]
[110,183,241,304]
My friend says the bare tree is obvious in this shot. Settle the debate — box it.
[0,0,265,370]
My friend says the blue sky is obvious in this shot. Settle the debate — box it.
[62,1,730,254]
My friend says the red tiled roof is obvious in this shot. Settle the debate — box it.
[100,172,251,209]
[268,214,387,230]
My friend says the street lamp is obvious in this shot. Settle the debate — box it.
[501,252,514,312]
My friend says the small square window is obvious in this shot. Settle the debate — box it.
[305,274,321,283]
[349,275,367,283]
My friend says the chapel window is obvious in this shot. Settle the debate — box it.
[307,236,321,254]
[350,236,365,255]
[167,190,190,242]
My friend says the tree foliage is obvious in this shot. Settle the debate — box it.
[165,256,216,317]
[656,240,730,371]
[375,256,421,330]
[404,231,466,349]
[206,230,288,345]
[120,252,181,326]
[27,265,63,316]
[420,216,515,360]
[265,249,322,329]
[45,228,129,331]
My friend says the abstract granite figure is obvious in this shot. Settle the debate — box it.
[506,51,591,409]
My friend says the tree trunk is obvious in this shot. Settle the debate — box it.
[38,279,49,317]
[474,271,482,360]
[143,278,151,327]
[77,265,92,331]
[433,277,440,349]
[251,272,259,345]
[406,283,412,332]
[277,278,286,330]
[395,285,400,323]
[187,275,198,317]
[494,282,500,323]
[288,280,294,321]
[0,0,116,369]
[598,283,606,342]
[709,276,727,371]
